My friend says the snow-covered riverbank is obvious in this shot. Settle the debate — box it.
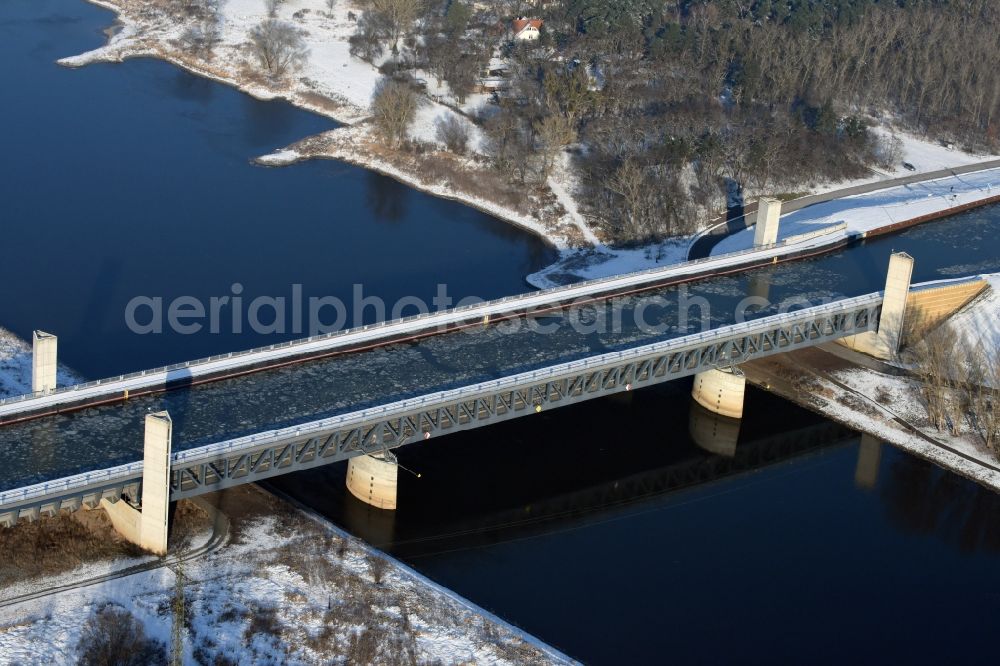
[0,484,574,664]
[0,328,79,400]
[712,168,1000,256]
[747,274,1000,492]
[61,0,1000,288]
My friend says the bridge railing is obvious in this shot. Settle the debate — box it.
[171,293,883,467]
[0,460,142,509]
[5,163,1000,413]
[0,293,882,512]
[0,218,864,412]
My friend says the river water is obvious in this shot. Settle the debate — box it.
[272,383,1000,664]
[0,0,555,379]
[4,1,1000,663]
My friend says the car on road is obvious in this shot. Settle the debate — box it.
[902,162,916,171]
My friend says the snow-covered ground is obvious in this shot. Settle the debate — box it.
[947,274,1000,354]
[761,273,1000,490]
[815,366,1000,491]
[0,328,79,399]
[63,0,1000,289]
[712,167,1000,256]
[0,487,573,665]
[807,127,1000,194]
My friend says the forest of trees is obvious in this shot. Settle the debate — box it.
[351,0,1000,244]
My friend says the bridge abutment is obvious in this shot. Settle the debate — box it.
[31,330,57,395]
[346,453,398,510]
[692,367,746,419]
[753,197,782,247]
[838,252,914,360]
[101,411,173,554]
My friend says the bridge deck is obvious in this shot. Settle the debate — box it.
[4,195,1000,505]
[0,249,880,495]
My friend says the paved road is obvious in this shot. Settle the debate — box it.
[688,159,1000,259]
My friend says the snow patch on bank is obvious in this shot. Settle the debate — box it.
[947,274,1000,352]
[0,328,81,400]
[0,493,574,665]
[821,367,1000,491]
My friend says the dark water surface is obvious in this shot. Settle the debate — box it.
[273,384,1000,664]
[0,0,554,379]
[4,2,1000,664]
[3,203,999,491]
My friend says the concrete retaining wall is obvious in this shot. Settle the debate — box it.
[905,280,990,339]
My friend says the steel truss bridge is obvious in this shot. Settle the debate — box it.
[0,294,881,526]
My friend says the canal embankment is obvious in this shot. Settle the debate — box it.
[742,274,1000,491]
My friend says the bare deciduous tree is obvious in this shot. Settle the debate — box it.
[605,160,660,241]
[366,554,389,585]
[264,0,285,18]
[910,323,964,435]
[248,19,308,79]
[535,114,576,180]
[871,133,904,170]
[371,78,419,147]
[77,605,167,666]
[435,114,470,154]
[371,0,420,55]
[178,0,225,59]
[348,11,386,61]
[966,346,1000,454]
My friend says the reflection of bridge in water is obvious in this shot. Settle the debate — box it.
[2,247,988,555]
[327,408,858,554]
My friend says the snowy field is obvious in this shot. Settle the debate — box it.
[712,167,1000,256]
[947,274,1000,354]
[0,487,573,665]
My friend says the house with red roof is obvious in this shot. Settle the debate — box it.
[512,17,543,41]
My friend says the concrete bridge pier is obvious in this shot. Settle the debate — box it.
[31,330,57,395]
[753,197,782,248]
[101,411,173,555]
[691,367,746,419]
[838,252,914,360]
[346,452,398,510]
